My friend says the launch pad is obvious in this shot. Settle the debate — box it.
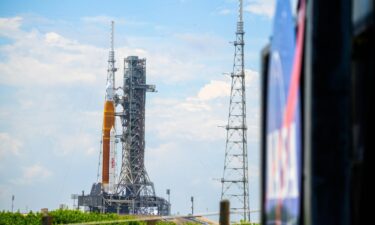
[78,183,169,215]
[78,23,170,215]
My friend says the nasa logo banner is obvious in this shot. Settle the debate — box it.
[265,0,305,224]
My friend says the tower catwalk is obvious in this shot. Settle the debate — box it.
[221,0,250,221]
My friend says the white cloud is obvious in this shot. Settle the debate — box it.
[0,133,22,157]
[175,33,227,55]
[45,32,66,44]
[12,164,52,185]
[81,16,146,27]
[0,16,228,87]
[218,9,232,15]
[148,56,206,83]
[180,100,211,112]
[193,68,258,101]
[147,68,259,142]
[244,0,275,18]
[0,17,23,38]
[148,142,179,159]
[195,68,258,101]
[81,16,116,24]
[117,32,228,83]
[0,17,106,87]
[116,46,209,84]
[111,44,206,84]
[54,132,98,156]
[147,97,225,141]
[245,69,259,85]
[197,80,230,101]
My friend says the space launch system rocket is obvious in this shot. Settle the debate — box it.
[102,21,117,193]
[79,21,170,215]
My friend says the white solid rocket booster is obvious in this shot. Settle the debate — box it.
[108,127,116,193]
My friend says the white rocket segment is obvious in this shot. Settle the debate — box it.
[105,21,116,102]
[109,126,117,193]
[106,79,114,101]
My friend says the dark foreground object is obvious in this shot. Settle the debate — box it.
[219,200,230,225]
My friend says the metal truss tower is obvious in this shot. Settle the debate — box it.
[115,56,169,215]
[221,0,250,221]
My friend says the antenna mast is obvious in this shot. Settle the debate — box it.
[221,0,250,221]
[108,21,116,91]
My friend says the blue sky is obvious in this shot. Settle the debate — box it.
[0,0,283,222]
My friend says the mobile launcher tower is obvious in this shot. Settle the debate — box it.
[78,22,170,215]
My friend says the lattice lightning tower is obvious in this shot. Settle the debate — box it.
[221,0,250,221]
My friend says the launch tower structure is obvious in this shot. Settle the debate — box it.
[115,56,169,215]
[78,22,170,215]
[220,0,250,221]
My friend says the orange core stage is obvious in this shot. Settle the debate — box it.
[102,100,115,185]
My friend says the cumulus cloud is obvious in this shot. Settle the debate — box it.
[0,18,105,86]
[147,142,180,162]
[147,68,259,142]
[245,69,259,85]
[244,0,275,18]
[0,16,230,87]
[218,9,232,15]
[54,132,98,156]
[0,133,22,157]
[195,68,258,101]
[81,16,145,26]
[81,16,117,24]
[197,80,230,101]
[147,96,225,141]
[175,33,227,55]
[12,164,52,185]
[0,15,236,164]
[0,17,23,38]
[124,33,227,83]
[148,56,206,83]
